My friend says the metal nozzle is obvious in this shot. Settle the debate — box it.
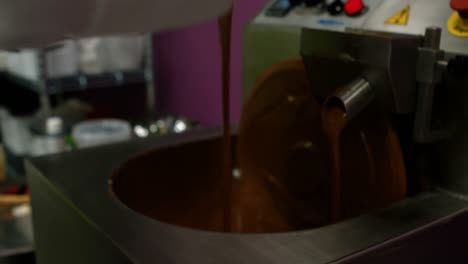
[325,78,374,120]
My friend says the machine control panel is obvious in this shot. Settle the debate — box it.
[265,0,367,18]
[254,0,468,55]
[258,0,384,33]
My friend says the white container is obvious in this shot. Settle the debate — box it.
[72,119,132,149]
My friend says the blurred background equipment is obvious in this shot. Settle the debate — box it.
[0,0,231,263]
[0,25,196,264]
[72,119,132,149]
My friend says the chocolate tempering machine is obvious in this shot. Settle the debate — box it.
[0,0,465,263]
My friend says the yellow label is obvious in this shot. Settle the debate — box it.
[385,5,410,26]
[448,12,468,38]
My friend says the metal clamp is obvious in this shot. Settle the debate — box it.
[414,27,452,143]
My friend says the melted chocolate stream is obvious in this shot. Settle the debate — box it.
[218,8,233,232]
[322,105,348,223]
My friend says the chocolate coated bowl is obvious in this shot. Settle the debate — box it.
[110,134,298,234]
[109,59,407,235]
[110,136,229,232]
[235,59,407,231]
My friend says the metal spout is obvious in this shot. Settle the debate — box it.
[324,78,375,120]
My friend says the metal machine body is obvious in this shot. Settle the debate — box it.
[24,0,468,263]
[243,0,467,106]
[298,2,468,142]
[298,0,468,195]
[25,130,468,263]
[244,0,468,180]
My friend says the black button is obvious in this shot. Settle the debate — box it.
[305,0,322,7]
[327,0,344,15]
[289,0,303,6]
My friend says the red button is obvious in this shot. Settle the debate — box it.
[451,0,468,18]
[344,0,364,16]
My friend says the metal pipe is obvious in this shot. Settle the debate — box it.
[424,27,442,49]
[144,34,156,119]
[413,26,452,143]
[325,78,374,120]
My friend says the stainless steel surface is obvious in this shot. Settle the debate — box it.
[326,78,374,120]
[301,28,422,113]
[25,128,468,263]
[336,206,468,263]
[299,12,464,141]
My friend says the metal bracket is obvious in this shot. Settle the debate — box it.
[414,27,453,143]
